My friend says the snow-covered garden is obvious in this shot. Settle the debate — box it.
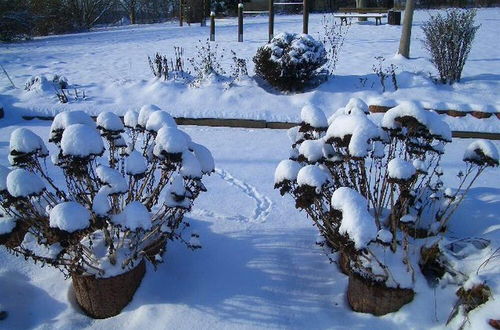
[0,6,499,330]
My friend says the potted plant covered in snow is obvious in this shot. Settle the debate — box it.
[0,105,214,318]
[274,99,498,315]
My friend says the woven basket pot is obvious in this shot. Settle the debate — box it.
[72,259,146,319]
[347,271,415,316]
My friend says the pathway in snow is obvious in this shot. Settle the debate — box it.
[191,168,273,224]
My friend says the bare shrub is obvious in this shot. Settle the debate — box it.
[148,47,188,81]
[372,56,398,92]
[320,14,349,76]
[422,9,480,84]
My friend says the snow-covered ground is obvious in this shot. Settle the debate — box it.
[0,120,499,329]
[1,9,500,132]
[0,8,499,330]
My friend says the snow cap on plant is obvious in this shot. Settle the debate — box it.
[9,128,48,165]
[49,201,91,233]
[6,168,45,197]
[50,111,95,144]
[124,110,139,129]
[60,124,104,158]
[96,111,124,134]
[463,139,499,167]
[146,111,177,132]
[138,104,161,129]
[300,105,328,130]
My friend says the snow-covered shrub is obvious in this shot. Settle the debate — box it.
[188,39,226,87]
[274,99,498,313]
[253,32,327,92]
[148,47,189,82]
[422,9,479,84]
[0,107,214,278]
[25,74,68,92]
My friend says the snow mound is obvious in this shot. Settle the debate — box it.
[388,158,416,180]
[146,110,177,132]
[382,102,452,141]
[331,187,377,249]
[274,159,302,184]
[326,114,383,158]
[181,151,202,179]
[96,111,124,132]
[49,201,91,233]
[344,98,369,115]
[125,150,147,176]
[92,193,110,216]
[60,124,104,157]
[6,169,45,197]
[138,104,161,128]
[96,166,128,195]
[297,165,329,188]
[9,128,48,156]
[463,139,499,166]
[155,127,189,155]
[50,111,95,142]
[299,139,325,162]
[113,201,151,231]
[300,105,328,128]
[124,110,139,128]
[190,142,215,174]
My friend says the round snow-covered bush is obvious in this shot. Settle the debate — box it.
[253,32,327,92]
[0,105,215,279]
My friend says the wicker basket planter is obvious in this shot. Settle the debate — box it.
[72,259,146,319]
[347,271,415,316]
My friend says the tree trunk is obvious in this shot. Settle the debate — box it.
[130,9,136,24]
[357,0,367,22]
[398,0,415,58]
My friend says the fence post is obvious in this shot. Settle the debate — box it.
[303,0,309,34]
[210,12,216,41]
[238,3,243,42]
[268,0,274,42]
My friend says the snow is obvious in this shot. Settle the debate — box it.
[125,150,148,176]
[388,158,417,180]
[145,110,177,132]
[376,229,393,244]
[92,193,110,216]
[138,104,161,128]
[49,201,91,233]
[300,105,328,128]
[154,127,189,155]
[60,124,104,157]
[463,139,499,165]
[274,159,302,184]
[112,201,151,231]
[50,111,95,140]
[400,214,416,224]
[189,142,215,174]
[96,165,128,195]
[298,139,325,162]
[296,164,329,188]
[344,98,369,115]
[9,128,48,156]
[124,110,139,128]
[96,111,124,132]
[169,175,186,197]
[382,101,452,141]
[326,113,383,158]
[0,123,499,329]
[0,216,16,235]
[180,151,202,179]
[331,187,377,249]
[6,169,45,197]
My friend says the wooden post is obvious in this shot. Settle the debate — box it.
[179,0,183,26]
[303,0,309,34]
[238,3,243,42]
[201,0,206,26]
[268,0,274,42]
[210,11,215,41]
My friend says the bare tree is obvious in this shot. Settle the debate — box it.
[118,0,140,24]
[64,0,115,29]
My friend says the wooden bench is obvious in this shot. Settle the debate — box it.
[334,8,388,26]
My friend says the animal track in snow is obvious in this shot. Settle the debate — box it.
[190,168,272,223]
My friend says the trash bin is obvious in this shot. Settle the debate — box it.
[388,10,401,25]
